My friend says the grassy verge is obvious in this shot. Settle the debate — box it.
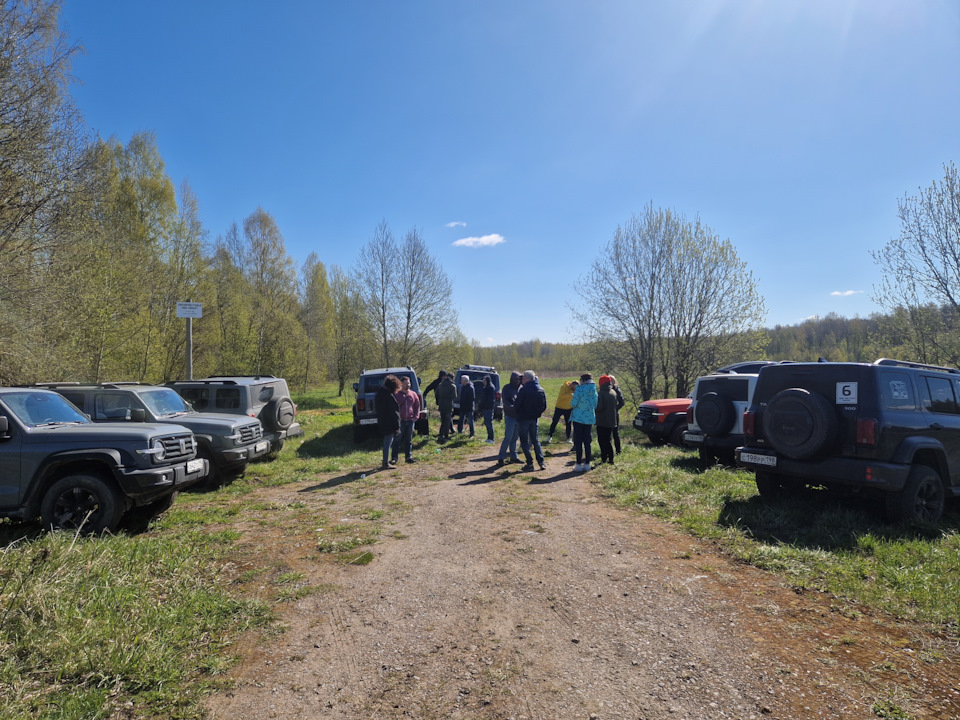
[594,441,960,630]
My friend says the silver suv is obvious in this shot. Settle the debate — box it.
[166,376,302,456]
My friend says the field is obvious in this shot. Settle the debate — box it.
[1,378,958,719]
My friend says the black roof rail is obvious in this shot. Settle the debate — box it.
[167,379,239,386]
[205,375,276,380]
[874,358,960,374]
[100,381,149,387]
[33,382,80,387]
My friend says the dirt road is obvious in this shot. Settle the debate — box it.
[205,444,960,720]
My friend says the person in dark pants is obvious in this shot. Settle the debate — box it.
[392,375,421,463]
[608,374,626,454]
[515,370,547,471]
[546,379,577,443]
[595,375,619,465]
[569,373,598,472]
[497,371,523,466]
[478,375,496,443]
[457,375,476,437]
[375,375,401,469]
[435,371,456,443]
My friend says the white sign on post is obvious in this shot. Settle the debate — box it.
[176,302,203,318]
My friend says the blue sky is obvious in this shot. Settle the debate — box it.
[61,1,960,346]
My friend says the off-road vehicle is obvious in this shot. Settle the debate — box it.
[736,358,960,524]
[165,375,302,456]
[352,367,429,442]
[42,382,268,484]
[633,397,691,446]
[684,362,781,464]
[0,388,207,533]
[453,365,502,420]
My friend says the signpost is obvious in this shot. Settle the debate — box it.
[176,302,202,380]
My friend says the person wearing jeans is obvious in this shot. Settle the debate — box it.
[515,370,547,471]
[497,371,523,466]
[392,376,421,463]
[569,373,598,472]
[479,375,496,443]
[374,375,401,469]
[457,375,476,437]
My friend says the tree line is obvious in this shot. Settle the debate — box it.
[2,2,957,406]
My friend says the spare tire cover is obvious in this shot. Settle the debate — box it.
[762,388,836,460]
[695,392,736,436]
[265,398,295,430]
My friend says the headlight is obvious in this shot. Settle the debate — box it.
[152,438,166,461]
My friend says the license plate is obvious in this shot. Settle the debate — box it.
[255,441,269,454]
[685,433,704,444]
[740,452,777,467]
[187,458,205,474]
[359,418,377,425]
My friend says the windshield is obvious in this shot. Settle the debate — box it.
[140,388,192,416]
[2,392,89,427]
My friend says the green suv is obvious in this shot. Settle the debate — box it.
[0,388,207,533]
[42,382,269,485]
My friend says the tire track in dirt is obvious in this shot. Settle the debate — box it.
[206,446,960,720]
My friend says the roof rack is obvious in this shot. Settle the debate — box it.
[33,382,80,387]
[166,379,239,386]
[874,358,960,374]
[205,375,277,380]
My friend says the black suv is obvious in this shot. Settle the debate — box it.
[42,383,269,484]
[736,359,960,523]
[453,365,502,420]
[0,388,207,533]
[352,367,428,442]
[165,376,303,455]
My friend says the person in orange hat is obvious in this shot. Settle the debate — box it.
[595,375,619,465]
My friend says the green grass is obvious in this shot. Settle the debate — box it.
[594,441,960,629]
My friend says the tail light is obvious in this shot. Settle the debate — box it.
[743,410,756,440]
[496,391,501,401]
[357,398,366,412]
[857,418,877,446]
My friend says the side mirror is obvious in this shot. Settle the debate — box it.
[0,416,8,436]
[130,408,146,422]
[352,383,359,392]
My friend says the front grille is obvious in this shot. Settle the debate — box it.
[160,433,196,461]
[238,423,263,444]
[636,407,655,421]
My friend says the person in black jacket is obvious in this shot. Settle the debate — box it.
[435,371,457,443]
[457,375,476,438]
[608,374,626,454]
[422,370,447,405]
[478,375,497,443]
[375,375,401,469]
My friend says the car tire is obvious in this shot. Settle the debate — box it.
[695,392,736,436]
[762,388,836,460]
[40,474,123,534]
[885,464,944,524]
[494,409,503,421]
[698,447,717,466]
[667,422,686,447]
[266,398,295,431]
[648,435,667,447]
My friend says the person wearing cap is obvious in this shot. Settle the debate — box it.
[595,375,619,465]
[569,373,598,472]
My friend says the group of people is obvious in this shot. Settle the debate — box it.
[377,369,625,473]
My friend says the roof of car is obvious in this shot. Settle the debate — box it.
[360,367,417,375]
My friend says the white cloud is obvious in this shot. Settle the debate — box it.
[445,221,467,228]
[452,233,505,248]
[831,290,864,297]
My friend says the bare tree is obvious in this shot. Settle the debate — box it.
[873,162,960,365]
[572,204,766,400]
[330,265,373,394]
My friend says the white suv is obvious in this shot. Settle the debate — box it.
[684,364,779,465]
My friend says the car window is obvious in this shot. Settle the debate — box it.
[141,388,191,416]
[58,391,85,410]
[258,386,274,403]
[923,376,960,415]
[95,393,136,420]
[214,388,241,410]
[880,371,916,411]
[178,387,209,410]
[3,392,88,426]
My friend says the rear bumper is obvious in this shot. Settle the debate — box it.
[735,447,911,492]
[685,432,744,451]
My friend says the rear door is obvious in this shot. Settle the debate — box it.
[918,373,960,484]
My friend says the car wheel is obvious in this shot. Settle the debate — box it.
[698,447,718,466]
[886,465,944,524]
[695,392,736,436]
[494,409,503,421]
[266,398,295,431]
[763,388,836,460]
[648,435,667,447]
[40,474,123,534]
[667,422,686,447]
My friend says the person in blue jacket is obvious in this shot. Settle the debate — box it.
[569,373,598,472]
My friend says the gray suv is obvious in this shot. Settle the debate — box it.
[0,388,207,533]
[166,375,303,455]
[41,383,269,485]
